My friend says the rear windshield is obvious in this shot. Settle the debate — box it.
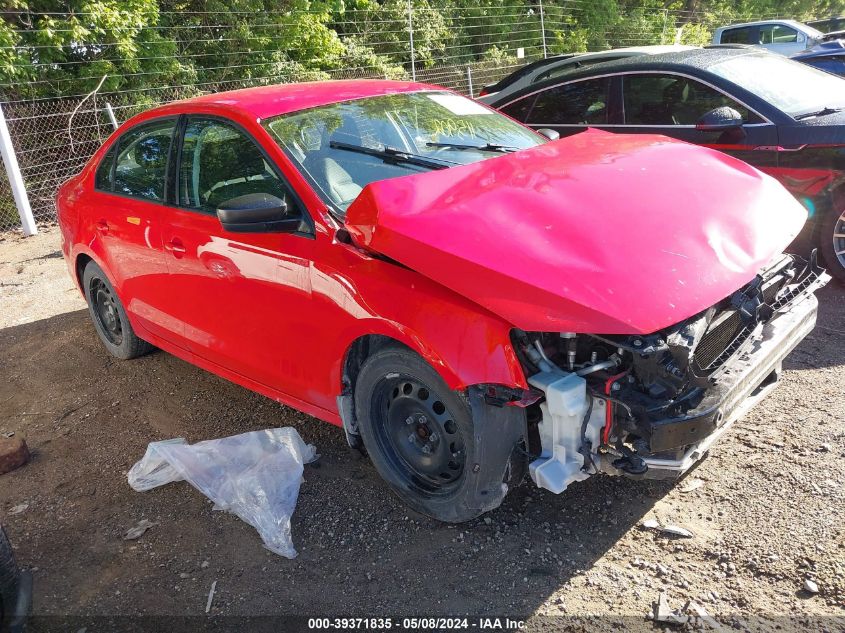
[709,53,845,117]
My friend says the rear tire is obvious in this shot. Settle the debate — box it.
[819,207,845,284]
[354,346,491,523]
[82,261,153,359]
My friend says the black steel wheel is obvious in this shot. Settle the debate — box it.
[374,376,466,493]
[82,261,153,360]
[354,346,507,523]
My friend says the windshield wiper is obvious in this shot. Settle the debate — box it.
[425,141,519,153]
[329,141,456,170]
[794,106,844,120]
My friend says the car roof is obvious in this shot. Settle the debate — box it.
[157,79,438,120]
[716,19,814,31]
[510,46,762,85]
[482,45,696,95]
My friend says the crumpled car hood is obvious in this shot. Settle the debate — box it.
[344,130,807,334]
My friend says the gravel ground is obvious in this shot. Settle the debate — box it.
[1,227,844,631]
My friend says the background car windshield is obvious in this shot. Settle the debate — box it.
[264,91,543,212]
[709,54,845,117]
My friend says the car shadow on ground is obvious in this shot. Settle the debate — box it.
[0,285,842,625]
[0,309,673,624]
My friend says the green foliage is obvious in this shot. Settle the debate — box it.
[1,0,844,102]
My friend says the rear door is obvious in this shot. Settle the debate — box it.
[617,71,779,169]
[160,115,317,396]
[88,117,182,344]
[498,76,613,138]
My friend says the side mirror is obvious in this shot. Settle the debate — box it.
[696,106,744,132]
[216,193,301,233]
[536,128,560,141]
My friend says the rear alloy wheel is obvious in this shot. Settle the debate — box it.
[354,347,489,522]
[82,261,153,360]
[820,207,845,284]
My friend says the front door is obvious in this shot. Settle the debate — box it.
[161,116,317,398]
[617,72,779,170]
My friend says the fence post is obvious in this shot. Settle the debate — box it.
[466,65,474,97]
[539,0,548,58]
[407,0,416,81]
[105,102,119,131]
[0,104,37,236]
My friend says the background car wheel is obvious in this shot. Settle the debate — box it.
[82,261,153,360]
[820,207,845,284]
[354,346,493,523]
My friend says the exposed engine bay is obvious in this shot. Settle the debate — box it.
[509,253,829,494]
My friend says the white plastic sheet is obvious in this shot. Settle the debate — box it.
[127,428,316,558]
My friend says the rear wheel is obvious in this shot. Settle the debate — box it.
[354,347,489,522]
[82,261,153,359]
[820,207,845,284]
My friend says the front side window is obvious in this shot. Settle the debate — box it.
[526,78,610,125]
[622,74,755,125]
[113,119,176,202]
[264,91,543,212]
[721,27,752,44]
[177,118,294,212]
[759,24,798,44]
[709,53,845,117]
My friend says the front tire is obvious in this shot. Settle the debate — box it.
[354,347,490,523]
[819,207,845,284]
[82,261,153,360]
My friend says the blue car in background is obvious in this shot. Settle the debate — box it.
[793,40,845,77]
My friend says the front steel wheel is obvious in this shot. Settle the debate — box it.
[373,376,466,493]
[354,346,506,522]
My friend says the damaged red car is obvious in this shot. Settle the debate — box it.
[57,81,828,522]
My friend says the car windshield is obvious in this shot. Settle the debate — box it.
[708,53,845,117]
[263,90,543,212]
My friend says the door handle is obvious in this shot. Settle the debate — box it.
[95,219,109,233]
[165,238,187,255]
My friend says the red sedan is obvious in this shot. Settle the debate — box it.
[57,80,827,521]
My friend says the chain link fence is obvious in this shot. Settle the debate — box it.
[0,2,789,233]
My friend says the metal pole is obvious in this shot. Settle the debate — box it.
[466,65,474,97]
[0,104,37,236]
[105,102,119,131]
[407,0,416,81]
[539,0,547,58]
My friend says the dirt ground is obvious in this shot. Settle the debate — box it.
[1,227,844,631]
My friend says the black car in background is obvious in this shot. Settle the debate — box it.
[487,47,845,282]
[1,526,30,633]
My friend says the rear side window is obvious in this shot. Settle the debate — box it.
[721,27,753,44]
[526,78,610,125]
[94,145,117,191]
[178,118,295,213]
[113,119,176,202]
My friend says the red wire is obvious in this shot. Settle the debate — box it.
[602,371,629,445]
